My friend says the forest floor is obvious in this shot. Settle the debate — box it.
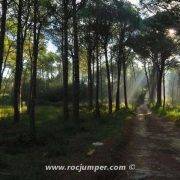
[57,104,180,180]
[0,105,180,179]
[115,104,180,179]
[0,106,133,179]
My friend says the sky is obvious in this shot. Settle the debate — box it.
[129,0,139,5]
[47,0,140,53]
[76,0,140,4]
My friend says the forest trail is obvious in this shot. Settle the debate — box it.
[116,104,180,179]
[55,104,180,180]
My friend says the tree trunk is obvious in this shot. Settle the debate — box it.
[27,57,33,115]
[95,42,100,118]
[87,39,93,109]
[116,55,122,111]
[100,57,103,102]
[1,42,13,83]
[0,0,8,89]
[72,0,80,121]
[163,74,166,109]
[149,65,156,103]
[110,55,114,98]
[117,28,125,109]
[29,0,41,138]
[13,0,23,123]
[156,55,165,108]
[62,0,69,120]
[144,62,150,97]
[104,44,112,114]
[156,70,163,108]
[122,53,128,109]
[92,51,95,100]
[171,76,176,106]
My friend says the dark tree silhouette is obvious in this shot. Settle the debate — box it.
[13,0,23,123]
[0,0,8,89]
[62,0,69,120]
[72,0,80,121]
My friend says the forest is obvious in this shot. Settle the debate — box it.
[0,0,180,179]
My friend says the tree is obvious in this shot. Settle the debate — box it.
[13,0,24,123]
[113,0,141,109]
[0,0,8,89]
[102,22,112,114]
[62,0,69,120]
[72,0,80,121]
[86,25,94,109]
[29,0,54,136]
[115,28,125,111]
[128,31,177,107]
[95,27,100,118]
[122,49,128,108]
[29,0,41,137]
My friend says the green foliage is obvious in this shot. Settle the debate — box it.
[27,83,88,104]
[152,106,180,126]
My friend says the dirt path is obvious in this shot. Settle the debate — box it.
[49,105,180,180]
[115,104,180,179]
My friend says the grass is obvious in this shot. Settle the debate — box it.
[152,106,180,126]
[0,105,134,179]
[0,105,27,119]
